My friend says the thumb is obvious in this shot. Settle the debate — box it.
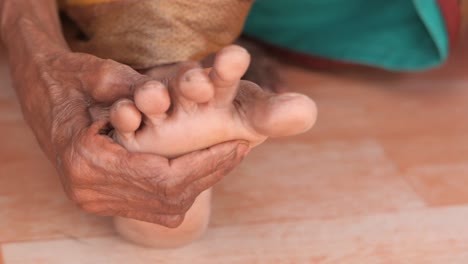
[169,140,250,184]
[78,54,152,103]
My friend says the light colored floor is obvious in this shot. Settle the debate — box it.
[1,38,468,263]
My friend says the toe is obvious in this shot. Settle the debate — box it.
[179,68,214,104]
[238,82,318,138]
[110,99,142,140]
[257,93,318,137]
[210,45,251,105]
[134,81,171,122]
[168,62,211,111]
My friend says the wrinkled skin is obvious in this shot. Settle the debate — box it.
[1,0,249,227]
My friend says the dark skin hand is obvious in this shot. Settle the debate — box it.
[0,0,249,227]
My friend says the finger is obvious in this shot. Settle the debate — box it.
[75,184,194,215]
[168,140,250,188]
[122,212,185,228]
[81,121,174,192]
[82,59,151,103]
[80,122,247,209]
[184,171,230,198]
[79,198,189,218]
[78,121,169,183]
[82,202,185,227]
[75,122,201,217]
[82,130,248,189]
[78,121,184,202]
[84,204,185,228]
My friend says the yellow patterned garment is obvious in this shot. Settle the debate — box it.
[462,0,468,35]
[59,0,116,6]
[60,0,253,69]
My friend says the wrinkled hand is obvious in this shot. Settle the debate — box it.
[13,51,249,227]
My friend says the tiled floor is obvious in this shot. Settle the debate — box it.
[2,38,468,263]
[4,206,468,264]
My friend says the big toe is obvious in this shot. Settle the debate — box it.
[241,84,317,137]
[260,93,317,137]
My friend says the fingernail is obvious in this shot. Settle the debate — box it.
[237,143,251,157]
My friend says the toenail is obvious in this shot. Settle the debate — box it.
[141,81,165,91]
[183,69,208,82]
[272,94,303,103]
[218,45,250,60]
[114,100,132,110]
[223,45,248,54]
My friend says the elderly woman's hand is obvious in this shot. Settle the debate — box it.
[45,53,249,226]
[2,0,248,227]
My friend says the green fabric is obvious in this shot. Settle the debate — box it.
[244,0,448,71]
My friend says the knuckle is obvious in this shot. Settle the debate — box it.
[157,191,194,215]
[207,150,236,174]
[153,176,179,198]
[168,203,185,215]
[165,180,181,196]
[179,201,194,213]
[163,215,185,228]
[173,193,195,213]
[152,176,168,194]
[90,60,121,99]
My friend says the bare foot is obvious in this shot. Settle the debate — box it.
[110,45,317,248]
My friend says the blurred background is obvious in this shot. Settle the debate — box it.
[2,1,468,262]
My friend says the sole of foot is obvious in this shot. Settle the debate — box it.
[110,45,317,248]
